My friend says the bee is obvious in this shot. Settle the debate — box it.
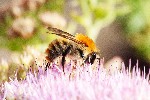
[45,27,100,72]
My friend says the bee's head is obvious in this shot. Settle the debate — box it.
[84,52,100,65]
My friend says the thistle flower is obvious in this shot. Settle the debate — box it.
[11,5,24,18]
[0,59,9,82]
[104,56,123,75]
[39,12,67,29]
[0,61,150,100]
[10,17,35,39]
[27,0,46,11]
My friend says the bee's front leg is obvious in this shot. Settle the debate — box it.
[62,45,72,74]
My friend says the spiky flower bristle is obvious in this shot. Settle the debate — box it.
[0,60,150,100]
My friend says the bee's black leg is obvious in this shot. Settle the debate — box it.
[77,49,84,58]
[62,56,66,72]
[45,62,50,71]
[90,53,96,64]
[62,45,72,73]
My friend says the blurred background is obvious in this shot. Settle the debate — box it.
[0,0,150,82]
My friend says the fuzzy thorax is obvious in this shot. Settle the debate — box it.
[75,33,99,53]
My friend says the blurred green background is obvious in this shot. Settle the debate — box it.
[0,0,150,82]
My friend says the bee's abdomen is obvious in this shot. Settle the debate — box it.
[46,39,71,61]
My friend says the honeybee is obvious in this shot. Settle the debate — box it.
[45,27,100,72]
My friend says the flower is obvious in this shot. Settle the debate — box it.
[0,61,150,100]
[39,12,66,29]
[11,17,35,39]
[27,0,46,11]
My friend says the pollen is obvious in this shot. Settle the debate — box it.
[75,33,98,52]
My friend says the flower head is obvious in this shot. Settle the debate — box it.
[0,61,150,100]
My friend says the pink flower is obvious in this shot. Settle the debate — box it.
[0,62,150,100]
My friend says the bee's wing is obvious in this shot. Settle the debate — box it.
[47,27,87,46]
[47,27,75,38]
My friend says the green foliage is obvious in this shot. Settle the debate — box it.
[72,0,129,41]
[121,0,150,62]
[0,0,65,82]
[0,0,64,51]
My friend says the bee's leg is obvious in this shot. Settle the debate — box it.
[62,45,72,73]
[62,56,66,73]
[45,62,51,71]
[77,49,84,58]
[90,53,96,64]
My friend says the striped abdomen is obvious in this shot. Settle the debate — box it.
[46,39,69,61]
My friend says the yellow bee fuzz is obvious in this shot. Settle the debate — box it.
[75,33,98,52]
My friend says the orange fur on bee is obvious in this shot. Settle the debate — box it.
[75,33,98,52]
